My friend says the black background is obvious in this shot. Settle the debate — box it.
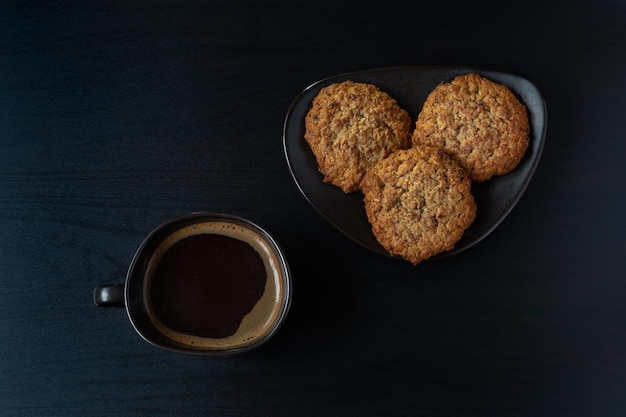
[2,1,625,416]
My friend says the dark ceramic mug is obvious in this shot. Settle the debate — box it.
[94,212,292,356]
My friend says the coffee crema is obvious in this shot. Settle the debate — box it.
[144,221,286,350]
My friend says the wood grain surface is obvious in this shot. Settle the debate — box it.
[1,1,625,416]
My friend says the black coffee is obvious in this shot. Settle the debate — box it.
[149,233,267,338]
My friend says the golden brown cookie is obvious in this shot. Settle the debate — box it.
[361,145,476,265]
[412,73,530,182]
[304,81,412,193]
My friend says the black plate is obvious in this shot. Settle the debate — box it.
[283,66,547,260]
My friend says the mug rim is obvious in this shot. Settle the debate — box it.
[124,212,292,356]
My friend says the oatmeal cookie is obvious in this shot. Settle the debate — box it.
[411,73,529,182]
[361,145,476,264]
[305,80,412,193]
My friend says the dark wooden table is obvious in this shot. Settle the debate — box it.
[2,1,625,416]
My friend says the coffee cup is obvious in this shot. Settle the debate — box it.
[94,212,292,355]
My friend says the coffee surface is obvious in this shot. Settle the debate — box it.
[149,233,267,338]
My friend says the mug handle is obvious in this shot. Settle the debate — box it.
[93,284,125,307]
